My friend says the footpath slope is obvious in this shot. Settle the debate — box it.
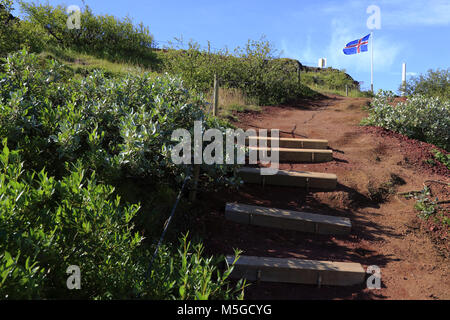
[199,95,449,300]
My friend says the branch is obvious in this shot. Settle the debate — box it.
[44,24,64,45]
[425,180,450,186]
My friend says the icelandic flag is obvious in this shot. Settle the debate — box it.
[343,34,370,55]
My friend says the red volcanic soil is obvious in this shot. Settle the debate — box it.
[194,95,449,300]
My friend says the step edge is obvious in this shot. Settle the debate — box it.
[225,203,351,227]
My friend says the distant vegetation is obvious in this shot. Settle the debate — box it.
[157,38,319,106]
[427,149,450,170]
[1,1,364,107]
[1,0,158,66]
[401,68,449,100]
[301,68,372,98]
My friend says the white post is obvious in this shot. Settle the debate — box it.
[402,63,407,96]
[371,31,374,93]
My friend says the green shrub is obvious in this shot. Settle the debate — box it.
[0,0,18,56]
[17,1,158,67]
[148,234,246,300]
[0,140,144,299]
[361,91,450,151]
[412,187,438,219]
[302,68,357,92]
[0,0,48,57]
[401,68,449,100]
[159,37,317,105]
[0,50,237,187]
[0,141,245,299]
[431,149,450,170]
[0,50,247,299]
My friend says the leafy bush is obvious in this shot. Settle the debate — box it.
[0,0,48,57]
[158,37,317,105]
[0,0,17,56]
[401,68,450,100]
[302,68,357,91]
[0,140,144,299]
[0,141,245,299]
[15,1,157,67]
[149,234,246,300]
[430,149,450,170]
[0,50,245,299]
[361,91,450,151]
[412,186,438,219]
[0,50,236,186]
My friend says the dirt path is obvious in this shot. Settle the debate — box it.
[198,95,449,300]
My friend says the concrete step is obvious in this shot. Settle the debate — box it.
[247,136,328,149]
[238,167,337,190]
[226,255,365,286]
[248,146,333,163]
[225,203,351,235]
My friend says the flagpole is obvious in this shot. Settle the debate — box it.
[371,31,374,93]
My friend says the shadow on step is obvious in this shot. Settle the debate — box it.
[195,183,401,300]
[242,280,388,300]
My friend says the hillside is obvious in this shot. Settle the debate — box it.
[2,1,368,106]
[1,1,447,301]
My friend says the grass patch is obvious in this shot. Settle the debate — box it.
[219,103,262,121]
[306,84,374,98]
[38,48,156,77]
[301,68,373,98]
[203,87,261,120]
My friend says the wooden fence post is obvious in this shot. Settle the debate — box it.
[213,74,219,116]
[189,164,200,202]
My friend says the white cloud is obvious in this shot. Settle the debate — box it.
[281,35,317,65]
[379,0,450,26]
[319,0,450,27]
[280,18,402,72]
[279,1,445,90]
[325,19,402,72]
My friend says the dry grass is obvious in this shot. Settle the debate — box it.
[204,87,261,120]
[205,87,255,106]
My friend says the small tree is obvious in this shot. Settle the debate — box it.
[401,68,449,99]
[0,0,18,56]
[18,1,157,66]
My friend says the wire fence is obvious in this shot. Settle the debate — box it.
[145,111,206,278]
[146,168,192,278]
[152,39,320,68]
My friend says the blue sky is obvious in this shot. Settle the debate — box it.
[16,0,450,92]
